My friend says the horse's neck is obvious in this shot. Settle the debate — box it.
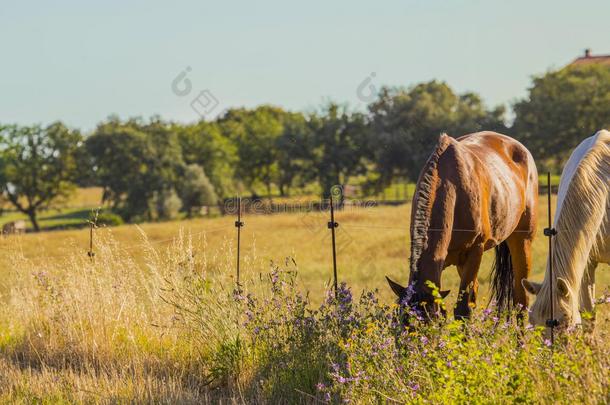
[593,209,610,264]
[550,202,607,294]
[411,182,457,290]
[551,132,609,295]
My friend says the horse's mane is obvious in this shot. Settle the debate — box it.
[410,134,453,277]
[536,130,610,315]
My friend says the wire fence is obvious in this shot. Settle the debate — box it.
[1,187,564,271]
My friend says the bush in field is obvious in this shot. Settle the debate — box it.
[178,164,218,217]
[91,211,124,227]
[151,188,182,220]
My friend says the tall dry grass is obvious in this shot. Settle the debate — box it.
[0,230,241,402]
[0,203,608,403]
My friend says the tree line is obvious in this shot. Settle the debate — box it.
[1,64,608,230]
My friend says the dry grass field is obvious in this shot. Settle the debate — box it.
[2,195,606,303]
[0,195,608,403]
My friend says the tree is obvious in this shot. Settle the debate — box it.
[275,111,314,196]
[512,64,610,171]
[0,122,82,231]
[310,103,369,198]
[178,164,218,217]
[86,117,185,221]
[86,118,153,220]
[176,121,237,197]
[218,106,286,196]
[368,81,506,187]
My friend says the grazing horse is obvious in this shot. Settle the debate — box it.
[387,132,538,320]
[523,130,610,330]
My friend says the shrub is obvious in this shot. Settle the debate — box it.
[151,188,182,220]
[178,164,219,217]
[93,211,124,227]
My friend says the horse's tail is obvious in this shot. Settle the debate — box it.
[490,241,514,313]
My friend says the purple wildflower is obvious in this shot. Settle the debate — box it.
[379,337,392,350]
[337,283,353,305]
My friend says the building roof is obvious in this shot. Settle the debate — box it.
[569,49,610,67]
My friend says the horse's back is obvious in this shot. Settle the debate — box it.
[448,131,537,242]
[457,131,534,171]
[455,131,537,198]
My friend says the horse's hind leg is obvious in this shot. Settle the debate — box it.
[506,234,533,313]
[455,244,484,320]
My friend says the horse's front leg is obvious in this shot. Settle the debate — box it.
[455,245,484,320]
[580,260,598,333]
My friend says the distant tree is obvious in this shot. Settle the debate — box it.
[512,64,610,171]
[86,117,185,221]
[368,81,506,187]
[178,164,218,217]
[218,106,286,196]
[86,119,153,220]
[176,121,237,197]
[310,103,369,198]
[0,122,82,231]
[275,111,314,196]
[454,93,506,134]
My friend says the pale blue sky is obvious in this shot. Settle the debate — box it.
[1,0,608,130]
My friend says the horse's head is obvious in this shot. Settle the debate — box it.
[386,276,450,325]
[522,277,581,333]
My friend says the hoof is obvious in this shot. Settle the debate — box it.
[454,305,472,321]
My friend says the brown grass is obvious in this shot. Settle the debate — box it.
[0,196,608,402]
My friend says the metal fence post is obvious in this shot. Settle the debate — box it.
[87,221,95,261]
[235,197,244,288]
[327,192,339,298]
[543,172,558,344]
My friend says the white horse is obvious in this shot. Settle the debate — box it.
[523,130,610,329]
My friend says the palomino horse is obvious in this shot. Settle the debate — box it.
[523,130,610,330]
[387,132,538,320]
